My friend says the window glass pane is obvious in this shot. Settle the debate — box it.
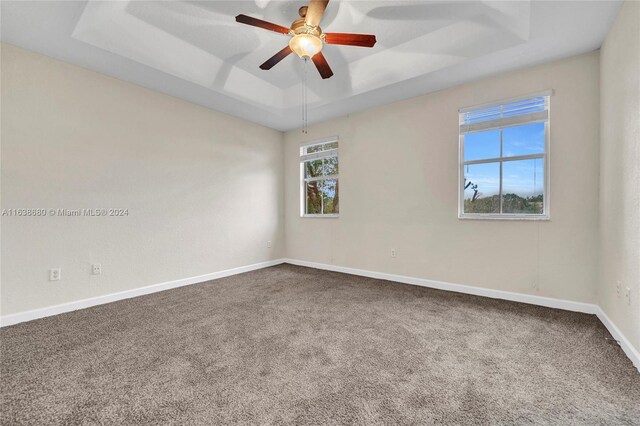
[462,97,547,124]
[463,129,500,161]
[463,162,500,214]
[323,156,338,176]
[305,144,323,154]
[306,181,322,214]
[502,122,545,158]
[304,159,323,179]
[502,159,544,214]
[322,180,339,214]
[501,97,546,118]
[301,139,339,216]
[463,106,502,124]
[323,141,338,150]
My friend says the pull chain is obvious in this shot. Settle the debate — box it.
[302,57,308,134]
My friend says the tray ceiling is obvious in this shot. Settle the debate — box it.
[1,1,622,131]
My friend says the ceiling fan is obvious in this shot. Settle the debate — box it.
[235,0,377,79]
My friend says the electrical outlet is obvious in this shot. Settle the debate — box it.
[267,241,272,248]
[391,248,397,258]
[625,287,631,305]
[49,268,61,281]
[616,280,621,297]
[92,263,102,275]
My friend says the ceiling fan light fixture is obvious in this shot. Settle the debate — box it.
[236,0,376,79]
[289,34,323,58]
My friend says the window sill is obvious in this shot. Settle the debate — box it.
[301,214,340,219]
[458,214,550,221]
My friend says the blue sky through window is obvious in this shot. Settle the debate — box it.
[464,122,544,198]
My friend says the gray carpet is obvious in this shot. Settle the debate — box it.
[1,264,639,425]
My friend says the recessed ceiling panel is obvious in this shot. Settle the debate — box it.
[1,0,623,130]
[72,1,284,109]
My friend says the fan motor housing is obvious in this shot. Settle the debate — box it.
[290,18,322,38]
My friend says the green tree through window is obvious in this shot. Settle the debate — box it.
[301,139,339,216]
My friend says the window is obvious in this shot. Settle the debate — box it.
[459,93,550,219]
[300,137,339,217]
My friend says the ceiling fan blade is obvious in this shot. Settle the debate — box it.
[235,14,290,35]
[311,52,333,79]
[305,0,329,28]
[324,33,377,48]
[259,45,293,70]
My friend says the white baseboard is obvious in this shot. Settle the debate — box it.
[0,258,286,327]
[283,258,597,314]
[283,258,639,373]
[595,307,640,372]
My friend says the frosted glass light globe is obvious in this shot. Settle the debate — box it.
[289,34,323,58]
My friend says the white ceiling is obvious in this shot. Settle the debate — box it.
[1,1,622,131]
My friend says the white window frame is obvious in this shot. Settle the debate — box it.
[300,136,339,218]
[458,91,552,220]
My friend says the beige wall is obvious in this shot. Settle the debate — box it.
[0,44,284,315]
[2,30,630,346]
[599,0,640,353]
[285,52,601,304]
